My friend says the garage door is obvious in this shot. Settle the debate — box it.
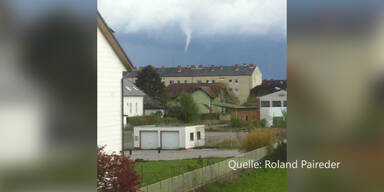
[161,131,179,149]
[140,131,158,149]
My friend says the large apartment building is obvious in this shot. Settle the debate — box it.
[124,64,262,103]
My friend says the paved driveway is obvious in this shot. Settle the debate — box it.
[125,148,240,161]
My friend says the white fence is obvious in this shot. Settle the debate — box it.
[139,145,272,192]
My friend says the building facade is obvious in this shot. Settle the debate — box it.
[125,64,262,103]
[259,90,287,127]
[123,79,145,125]
[98,12,134,153]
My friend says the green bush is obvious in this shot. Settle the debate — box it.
[250,119,268,128]
[230,115,243,128]
[241,129,276,152]
[128,114,180,127]
[264,142,287,162]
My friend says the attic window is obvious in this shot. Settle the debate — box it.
[133,87,138,90]
[126,86,132,91]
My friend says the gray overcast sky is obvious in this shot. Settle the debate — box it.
[99,0,286,80]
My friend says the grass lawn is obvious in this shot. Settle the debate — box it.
[202,168,286,192]
[135,157,226,186]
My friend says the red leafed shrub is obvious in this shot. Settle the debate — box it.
[97,146,140,192]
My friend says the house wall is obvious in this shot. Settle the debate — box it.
[127,68,262,104]
[259,90,287,126]
[123,96,144,117]
[191,90,211,113]
[97,27,126,153]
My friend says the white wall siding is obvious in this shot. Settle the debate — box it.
[123,96,144,117]
[97,27,126,153]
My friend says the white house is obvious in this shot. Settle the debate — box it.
[97,12,134,154]
[123,79,145,125]
[133,125,205,149]
[259,90,287,127]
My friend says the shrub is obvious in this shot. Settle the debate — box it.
[127,114,180,127]
[250,119,268,128]
[166,105,182,119]
[241,129,276,152]
[179,93,198,123]
[230,115,243,128]
[97,147,140,192]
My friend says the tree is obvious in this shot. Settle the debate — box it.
[135,66,167,104]
[179,93,198,123]
[97,147,140,192]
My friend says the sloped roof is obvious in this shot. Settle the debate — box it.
[123,79,145,96]
[166,83,233,99]
[97,12,134,70]
[124,65,258,77]
[250,80,287,97]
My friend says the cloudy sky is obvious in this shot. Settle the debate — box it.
[99,0,286,80]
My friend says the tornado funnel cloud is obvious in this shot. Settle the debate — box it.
[184,31,192,53]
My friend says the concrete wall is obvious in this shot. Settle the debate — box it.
[97,27,125,153]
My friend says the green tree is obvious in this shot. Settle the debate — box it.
[135,66,167,104]
[179,93,198,123]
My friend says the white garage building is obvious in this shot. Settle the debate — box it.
[133,125,205,149]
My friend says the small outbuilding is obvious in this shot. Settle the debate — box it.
[133,125,205,149]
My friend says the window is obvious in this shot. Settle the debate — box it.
[135,103,138,113]
[261,101,270,107]
[177,80,180,84]
[129,103,132,112]
[234,88,238,92]
[235,79,239,83]
[283,101,287,107]
[206,80,210,83]
[135,136,138,141]
[184,80,188,83]
[170,80,174,84]
[190,133,194,141]
[229,79,232,83]
[212,80,215,83]
[272,101,282,107]
[197,131,201,140]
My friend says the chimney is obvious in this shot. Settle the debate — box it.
[198,64,203,69]
[191,65,196,70]
[211,65,215,71]
[177,65,182,72]
[234,64,239,71]
[249,64,255,68]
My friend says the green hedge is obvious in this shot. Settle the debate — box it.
[127,115,180,127]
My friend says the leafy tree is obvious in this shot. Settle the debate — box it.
[135,66,167,104]
[179,93,198,123]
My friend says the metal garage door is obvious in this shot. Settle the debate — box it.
[140,131,158,149]
[161,131,179,149]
